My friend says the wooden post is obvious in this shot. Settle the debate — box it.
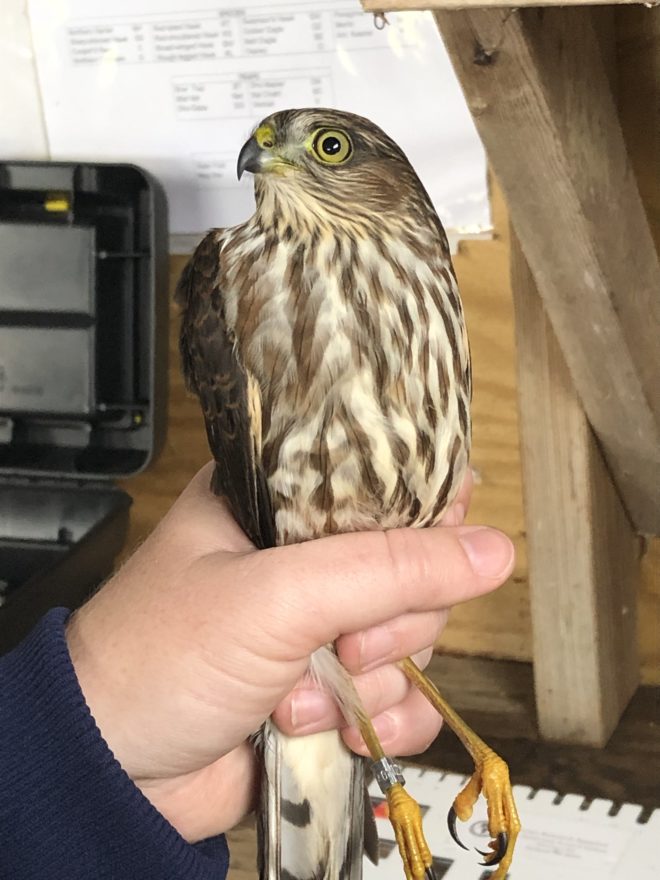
[511,232,641,746]
[431,6,660,534]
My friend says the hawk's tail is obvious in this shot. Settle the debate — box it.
[255,722,378,879]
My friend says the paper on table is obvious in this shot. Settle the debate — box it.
[365,767,659,879]
[27,0,489,243]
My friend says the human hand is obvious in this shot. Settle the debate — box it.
[269,466,474,747]
[66,465,513,843]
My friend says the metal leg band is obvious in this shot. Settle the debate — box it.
[372,757,406,792]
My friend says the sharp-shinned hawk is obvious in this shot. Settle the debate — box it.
[176,108,519,880]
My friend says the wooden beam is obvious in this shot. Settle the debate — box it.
[510,231,641,746]
[433,6,660,533]
[616,6,660,256]
[361,1,652,11]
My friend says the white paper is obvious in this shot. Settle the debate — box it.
[27,0,489,241]
[365,768,658,879]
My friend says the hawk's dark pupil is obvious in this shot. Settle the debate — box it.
[322,137,341,155]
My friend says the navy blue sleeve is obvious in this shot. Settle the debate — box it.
[0,608,230,880]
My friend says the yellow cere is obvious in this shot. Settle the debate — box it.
[254,125,275,149]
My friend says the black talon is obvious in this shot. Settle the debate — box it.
[447,806,469,851]
[477,832,508,866]
[495,831,508,863]
[425,869,436,880]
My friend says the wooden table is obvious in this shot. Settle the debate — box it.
[360,0,660,746]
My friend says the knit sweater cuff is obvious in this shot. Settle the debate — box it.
[0,607,229,880]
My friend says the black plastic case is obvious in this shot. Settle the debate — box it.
[0,161,169,653]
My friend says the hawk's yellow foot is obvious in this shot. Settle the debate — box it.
[386,783,434,880]
[448,750,520,880]
[362,730,434,879]
[398,657,521,878]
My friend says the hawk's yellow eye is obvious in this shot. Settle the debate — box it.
[311,129,352,164]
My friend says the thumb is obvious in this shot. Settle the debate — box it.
[223,524,514,661]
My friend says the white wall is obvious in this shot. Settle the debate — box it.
[0,0,48,159]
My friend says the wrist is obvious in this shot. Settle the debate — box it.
[135,743,258,842]
[65,602,139,777]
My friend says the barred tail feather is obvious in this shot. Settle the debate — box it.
[256,721,376,880]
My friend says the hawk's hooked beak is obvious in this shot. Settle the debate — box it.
[238,124,294,179]
[237,136,264,180]
[237,124,279,179]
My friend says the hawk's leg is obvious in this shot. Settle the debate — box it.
[356,710,434,880]
[314,646,434,879]
[398,657,520,880]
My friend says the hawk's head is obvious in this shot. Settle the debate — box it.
[237,108,433,225]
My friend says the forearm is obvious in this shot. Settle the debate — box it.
[0,608,229,880]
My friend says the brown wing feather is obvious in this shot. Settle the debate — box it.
[176,231,276,550]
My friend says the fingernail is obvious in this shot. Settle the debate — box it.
[359,625,397,670]
[290,690,329,730]
[371,713,395,743]
[458,527,514,578]
[453,502,465,526]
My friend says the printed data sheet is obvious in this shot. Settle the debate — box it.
[28,0,489,239]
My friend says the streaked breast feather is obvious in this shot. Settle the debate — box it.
[221,223,470,544]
